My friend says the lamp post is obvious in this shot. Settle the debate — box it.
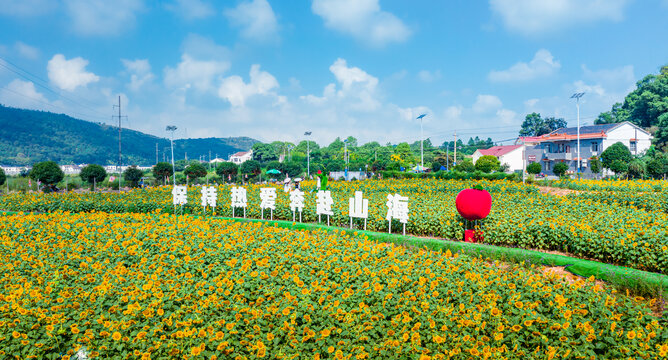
[305,131,312,178]
[570,92,585,177]
[416,114,426,171]
[166,126,177,185]
[343,139,349,181]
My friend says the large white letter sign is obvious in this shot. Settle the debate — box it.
[260,187,277,220]
[172,185,187,206]
[316,190,334,225]
[348,191,369,230]
[290,189,305,222]
[201,186,217,210]
[230,186,247,218]
[386,193,409,235]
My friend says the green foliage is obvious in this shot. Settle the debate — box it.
[252,143,278,164]
[283,161,303,177]
[123,166,144,187]
[655,112,668,151]
[454,159,475,173]
[79,164,107,184]
[519,113,567,137]
[30,161,64,186]
[474,155,500,173]
[590,156,602,174]
[627,160,646,179]
[601,142,633,172]
[609,160,629,175]
[646,155,668,179]
[240,160,261,175]
[552,162,569,177]
[184,162,208,179]
[216,162,239,178]
[265,161,283,173]
[152,162,173,183]
[0,168,5,187]
[526,162,541,175]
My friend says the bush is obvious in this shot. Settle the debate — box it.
[30,161,64,188]
[601,142,632,172]
[240,160,261,175]
[0,168,5,187]
[646,155,668,179]
[79,164,107,188]
[475,155,500,173]
[552,162,569,177]
[216,162,239,180]
[454,160,475,173]
[609,159,629,175]
[123,166,144,188]
[526,162,541,175]
[627,160,645,179]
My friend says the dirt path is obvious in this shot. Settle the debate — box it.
[537,186,580,196]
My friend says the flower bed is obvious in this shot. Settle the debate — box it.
[0,212,666,359]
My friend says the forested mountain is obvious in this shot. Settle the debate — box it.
[0,105,257,166]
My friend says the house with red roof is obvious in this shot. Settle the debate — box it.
[471,144,525,173]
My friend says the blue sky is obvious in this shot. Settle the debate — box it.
[0,0,667,146]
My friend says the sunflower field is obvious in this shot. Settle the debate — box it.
[1,212,667,359]
[1,179,667,273]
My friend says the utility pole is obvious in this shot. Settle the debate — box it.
[305,131,312,177]
[112,96,127,192]
[571,92,585,178]
[453,131,458,166]
[446,144,449,171]
[417,114,426,171]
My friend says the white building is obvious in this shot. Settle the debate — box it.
[229,151,253,164]
[0,166,30,176]
[60,164,82,175]
[210,158,227,164]
[471,145,524,173]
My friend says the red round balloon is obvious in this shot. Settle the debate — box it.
[455,188,492,220]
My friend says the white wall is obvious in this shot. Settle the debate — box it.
[602,123,652,155]
[499,147,525,172]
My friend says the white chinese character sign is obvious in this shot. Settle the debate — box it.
[316,190,334,225]
[386,193,409,235]
[260,187,277,220]
[172,185,187,206]
[230,186,247,218]
[200,186,217,212]
[289,189,305,222]
[348,191,369,230]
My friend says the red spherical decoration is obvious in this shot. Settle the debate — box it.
[455,188,492,221]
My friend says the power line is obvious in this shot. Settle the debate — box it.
[0,86,109,122]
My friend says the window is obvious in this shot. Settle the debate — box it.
[558,144,565,153]
[545,161,550,171]
[544,144,551,153]
[591,142,599,152]
[630,141,637,153]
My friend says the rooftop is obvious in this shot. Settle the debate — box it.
[478,145,522,157]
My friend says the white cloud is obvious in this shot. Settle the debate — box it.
[524,98,539,108]
[418,70,441,83]
[0,0,56,17]
[47,54,100,91]
[15,42,39,60]
[312,0,410,47]
[217,64,279,107]
[443,105,463,121]
[490,0,629,35]
[181,34,230,59]
[122,59,154,91]
[64,0,143,36]
[495,108,517,124]
[224,0,279,42]
[0,79,48,109]
[164,54,230,92]
[166,0,214,20]
[488,49,560,82]
[472,94,503,113]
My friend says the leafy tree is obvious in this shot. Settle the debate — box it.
[216,162,239,179]
[252,143,278,164]
[394,142,415,164]
[601,142,633,172]
[152,162,174,184]
[609,159,629,175]
[265,161,283,173]
[526,162,541,175]
[595,103,626,124]
[647,155,668,179]
[655,112,668,152]
[474,155,500,173]
[123,166,144,187]
[184,163,208,180]
[519,113,567,136]
[80,164,107,187]
[590,156,602,175]
[240,160,261,175]
[431,161,445,172]
[627,159,645,179]
[454,159,475,172]
[283,161,303,177]
[30,161,64,186]
[552,162,569,177]
[0,167,5,187]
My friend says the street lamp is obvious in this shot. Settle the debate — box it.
[343,138,349,180]
[416,114,427,171]
[166,126,177,185]
[305,131,312,178]
[570,92,585,177]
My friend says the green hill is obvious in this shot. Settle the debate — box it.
[0,105,258,166]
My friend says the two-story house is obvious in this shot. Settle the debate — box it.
[229,150,253,165]
[518,121,652,177]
